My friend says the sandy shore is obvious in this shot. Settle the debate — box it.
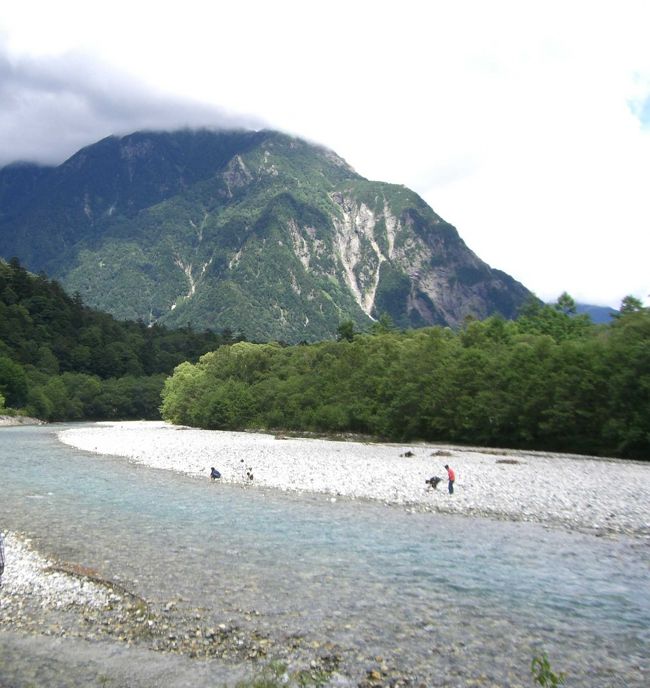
[58,420,650,537]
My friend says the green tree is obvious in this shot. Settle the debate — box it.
[0,356,28,406]
[601,307,650,457]
[198,379,254,429]
[538,339,608,454]
[516,296,592,342]
[553,291,577,315]
[618,294,645,315]
[37,345,60,374]
[369,312,396,335]
[336,319,356,342]
[160,361,206,425]
[31,377,83,421]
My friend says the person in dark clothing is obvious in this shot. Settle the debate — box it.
[444,464,455,494]
[425,475,442,490]
[210,467,221,480]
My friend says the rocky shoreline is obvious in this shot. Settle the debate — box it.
[0,532,354,685]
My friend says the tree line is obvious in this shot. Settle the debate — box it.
[2,255,648,460]
[0,258,239,420]
[161,295,650,460]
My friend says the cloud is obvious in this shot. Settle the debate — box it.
[1,1,649,308]
[0,44,266,167]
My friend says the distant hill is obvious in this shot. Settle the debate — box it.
[0,129,534,342]
[576,303,617,324]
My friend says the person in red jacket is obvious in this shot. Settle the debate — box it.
[444,464,455,494]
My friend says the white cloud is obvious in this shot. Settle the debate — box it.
[0,46,264,165]
[1,0,649,307]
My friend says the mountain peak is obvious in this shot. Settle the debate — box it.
[0,128,532,341]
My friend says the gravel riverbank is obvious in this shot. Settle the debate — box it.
[59,421,650,537]
[0,532,342,685]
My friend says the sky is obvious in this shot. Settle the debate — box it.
[1,0,649,308]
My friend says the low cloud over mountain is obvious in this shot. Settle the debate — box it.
[0,43,264,167]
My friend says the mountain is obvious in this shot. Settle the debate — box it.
[0,129,533,342]
[576,303,617,324]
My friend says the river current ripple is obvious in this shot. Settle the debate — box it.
[1,425,648,687]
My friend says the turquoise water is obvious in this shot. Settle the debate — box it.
[1,424,648,687]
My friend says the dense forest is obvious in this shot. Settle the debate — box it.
[2,256,648,460]
[0,258,237,420]
[161,295,650,460]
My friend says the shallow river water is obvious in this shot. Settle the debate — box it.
[1,424,648,687]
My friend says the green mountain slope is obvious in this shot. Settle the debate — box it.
[0,129,533,342]
[0,257,233,420]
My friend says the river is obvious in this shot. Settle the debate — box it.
[1,424,648,687]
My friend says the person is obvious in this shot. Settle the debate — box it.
[444,464,455,494]
[0,531,5,587]
[210,467,221,480]
[425,475,442,490]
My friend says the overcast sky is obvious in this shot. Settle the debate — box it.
[1,0,649,308]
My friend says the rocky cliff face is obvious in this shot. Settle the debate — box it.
[0,129,532,341]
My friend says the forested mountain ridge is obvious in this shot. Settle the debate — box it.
[0,257,234,420]
[0,129,532,342]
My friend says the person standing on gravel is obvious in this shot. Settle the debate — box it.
[444,464,455,494]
